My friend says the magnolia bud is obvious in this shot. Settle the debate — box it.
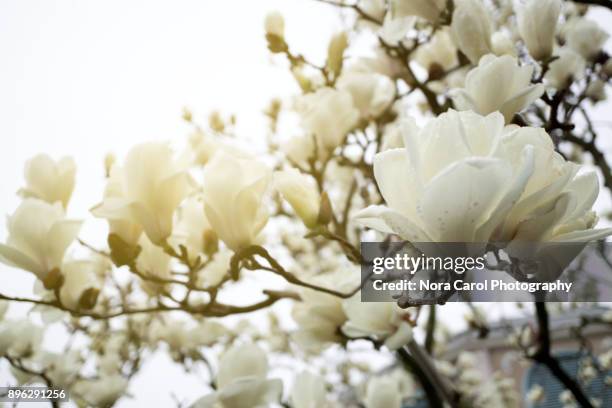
[274,168,321,229]
[264,11,284,38]
[326,31,348,78]
[451,0,493,64]
[516,0,561,61]
[265,11,287,54]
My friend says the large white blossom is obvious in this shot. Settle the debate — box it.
[354,110,612,249]
[337,70,395,119]
[295,87,360,156]
[545,48,586,90]
[565,18,609,60]
[92,142,192,245]
[290,371,329,408]
[202,152,271,252]
[452,54,545,122]
[0,199,81,283]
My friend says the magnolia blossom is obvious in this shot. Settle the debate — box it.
[354,110,612,249]
[451,0,493,64]
[0,199,81,282]
[92,142,192,245]
[292,279,348,351]
[389,0,445,23]
[515,0,561,61]
[202,152,271,252]
[59,259,103,310]
[342,296,413,350]
[295,87,359,155]
[274,168,321,228]
[566,18,609,60]
[290,371,329,408]
[170,196,216,261]
[545,48,585,89]
[414,28,458,74]
[19,154,76,208]
[191,343,282,408]
[337,70,395,119]
[451,54,545,123]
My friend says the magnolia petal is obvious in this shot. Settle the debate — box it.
[384,321,413,350]
[0,244,43,278]
[499,83,545,122]
[419,158,511,241]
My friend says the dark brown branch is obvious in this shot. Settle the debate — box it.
[532,302,595,408]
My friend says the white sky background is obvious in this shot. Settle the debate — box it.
[0,1,611,407]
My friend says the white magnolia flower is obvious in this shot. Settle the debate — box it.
[337,70,395,119]
[389,0,446,23]
[295,87,360,155]
[354,110,612,249]
[545,48,585,89]
[292,277,349,351]
[452,54,545,122]
[516,0,562,61]
[290,371,328,408]
[92,142,192,245]
[203,152,271,252]
[414,28,458,74]
[0,199,81,282]
[451,0,493,64]
[264,11,284,38]
[566,18,609,60]
[170,196,215,262]
[59,259,103,310]
[282,134,316,168]
[0,320,43,358]
[364,376,402,408]
[342,295,413,350]
[274,168,321,228]
[19,154,76,208]
[191,343,282,408]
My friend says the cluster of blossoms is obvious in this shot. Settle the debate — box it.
[1,0,612,407]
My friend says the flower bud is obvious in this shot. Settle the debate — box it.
[274,168,321,229]
[516,0,561,61]
[265,11,287,54]
[451,0,493,64]
[326,31,348,78]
